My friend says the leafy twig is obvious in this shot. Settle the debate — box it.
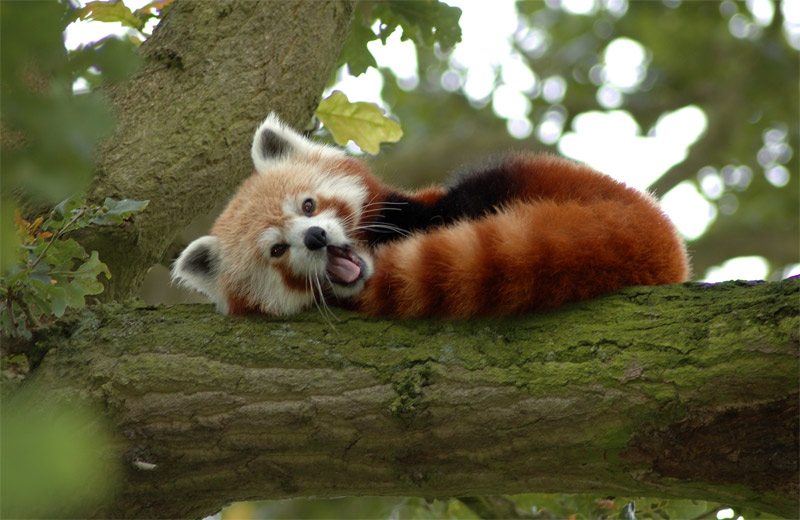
[28,206,87,274]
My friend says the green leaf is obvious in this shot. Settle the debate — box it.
[70,37,143,85]
[315,91,403,154]
[29,272,53,285]
[75,250,110,281]
[338,21,379,76]
[90,198,149,226]
[63,279,93,309]
[3,266,28,288]
[42,284,68,318]
[24,279,54,319]
[75,250,110,286]
[29,255,53,280]
[132,0,172,32]
[373,1,462,52]
[134,0,172,17]
[659,500,721,520]
[42,238,88,268]
[53,195,83,220]
[334,0,461,79]
[73,0,143,32]
[63,251,110,308]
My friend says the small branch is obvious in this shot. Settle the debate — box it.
[27,206,86,273]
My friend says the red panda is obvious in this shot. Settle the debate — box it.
[172,113,689,319]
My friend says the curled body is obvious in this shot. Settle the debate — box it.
[172,114,689,319]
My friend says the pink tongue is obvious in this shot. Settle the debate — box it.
[328,255,360,283]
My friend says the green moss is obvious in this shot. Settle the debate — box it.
[389,362,432,419]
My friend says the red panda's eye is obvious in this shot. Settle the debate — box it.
[270,244,288,258]
[302,198,315,216]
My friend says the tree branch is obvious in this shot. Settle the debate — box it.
[29,279,799,518]
[80,0,355,301]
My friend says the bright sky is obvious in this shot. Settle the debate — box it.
[64,0,798,282]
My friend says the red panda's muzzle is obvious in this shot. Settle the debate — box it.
[326,245,363,285]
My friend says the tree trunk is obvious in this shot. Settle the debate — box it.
[29,278,799,519]
[81,0,355,301]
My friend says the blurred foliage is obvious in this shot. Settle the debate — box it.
[364,0,798,280]
[494,494,646,519]
[0,384,120,518]
[371,1,462,50]
[222,496,480,520]
[70,0,172,42]
[221,494,786,520]
[338,0,462,75]
[506,493,782,520]
[0,0,142,272]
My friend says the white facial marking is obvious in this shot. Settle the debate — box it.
[257,227,283,251]
[247,265,311,315]
[314,174,369,215]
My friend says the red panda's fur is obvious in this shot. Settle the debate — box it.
[172,114,689,320]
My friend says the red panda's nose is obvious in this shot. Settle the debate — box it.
[304,226,328,250]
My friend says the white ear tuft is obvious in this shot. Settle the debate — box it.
[172,236,226,311]
[250,112,346,173]
[251,113,293,172]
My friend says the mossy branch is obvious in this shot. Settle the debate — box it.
[28,279,799,518]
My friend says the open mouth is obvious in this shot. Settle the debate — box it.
[326,245,363,285]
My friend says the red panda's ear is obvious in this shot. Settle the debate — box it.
[251,112,346,174]
[172,236,224,309]
[251,113,292,171]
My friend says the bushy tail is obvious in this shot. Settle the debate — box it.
[355,155,688,319]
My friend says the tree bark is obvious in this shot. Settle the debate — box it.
[29,278,799,519]
[82,0,355,301]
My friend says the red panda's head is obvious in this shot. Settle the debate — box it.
[172,114,374,315]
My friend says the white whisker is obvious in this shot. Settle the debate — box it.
[364,200,408,206]
[356,223,412,237]
[309,270,338,329]
[358,207,404,216]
